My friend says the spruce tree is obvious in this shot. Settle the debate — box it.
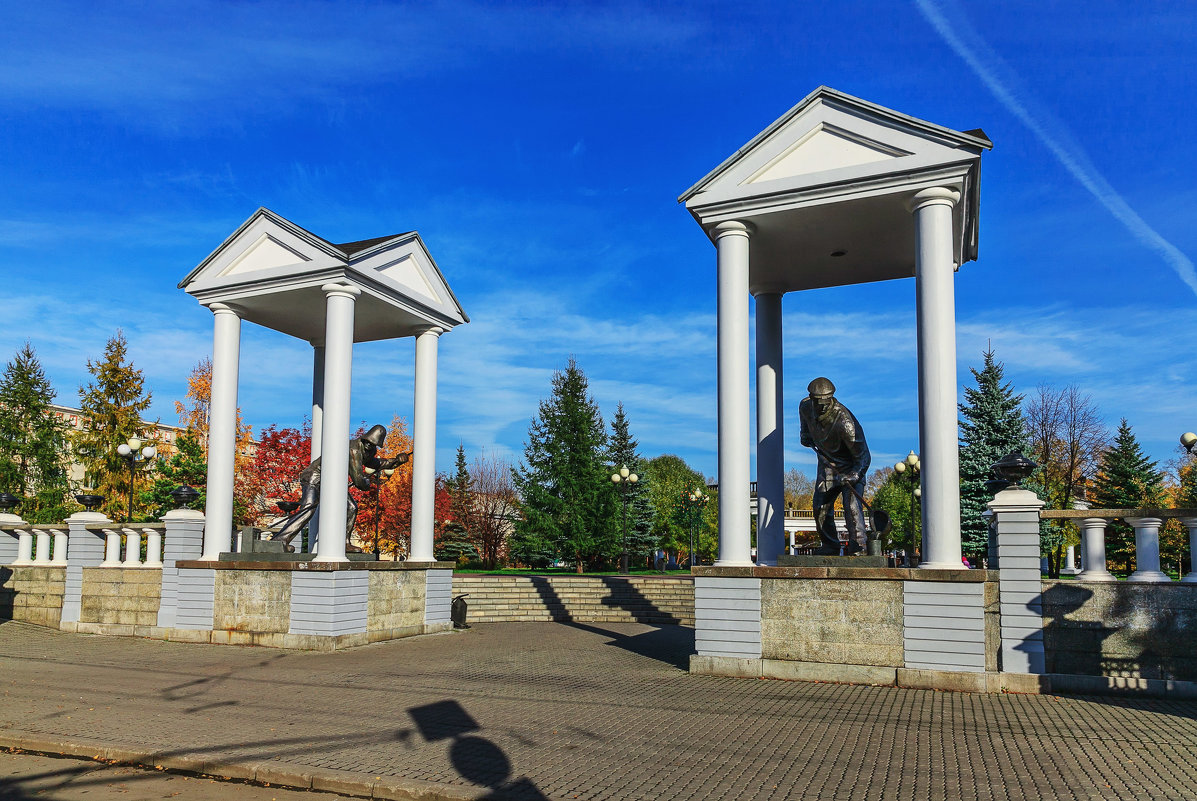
[511,358,614,572]
[958,349,1028,557]
[73,331,153,521]
[0,343,72,522]
[1090,419,1164,572]
[446,443,477,550]
[607,403,654,568]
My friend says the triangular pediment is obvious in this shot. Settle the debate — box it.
[347,234,464,322]
[221,232,311,277]
[680,87,991,206]
[745,123,910,184]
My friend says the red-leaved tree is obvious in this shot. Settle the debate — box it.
[236,423,312,526]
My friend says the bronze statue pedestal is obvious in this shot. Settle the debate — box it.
[777,554,889,568]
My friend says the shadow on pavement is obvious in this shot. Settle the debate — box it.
[409,699,550,800]
[564,621,694,671]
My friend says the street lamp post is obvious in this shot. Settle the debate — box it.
[610,464,638,574]
[116,437,157,523]
[685,488,708,568]
[894,450,920,566]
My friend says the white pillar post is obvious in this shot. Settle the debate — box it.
[14,529,33,565]
[122,528,142,566]
[201,303,241,561]
[101,529,122,566]
[314,284,360,563]
[754,291,784,566]
[714,221,754,566]
[989,486,1046,674]
[144,528,163,567]
[788,529,795,555]
[50,529,68,565]
[1076,506,1115,582]
[308,343,325,551]
[1125,517,1170,582]
[1060,544,1079,575]
[909,187,963,570]
[33,529,51,563]
[410,326,442,562]
[1181,518,1197,584]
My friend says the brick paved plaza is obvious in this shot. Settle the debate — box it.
[1,620,1195,800]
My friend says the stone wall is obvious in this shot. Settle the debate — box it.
[451,575,694,625]
[0,566,66,627]
[368,570,427,634]
[79,568,161,627]
[213,570,291,634]
[1041,581,1197,682]
[761,577,903,667]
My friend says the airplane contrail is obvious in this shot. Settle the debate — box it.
[915,0,1197,298]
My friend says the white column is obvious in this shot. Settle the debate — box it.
[410,326,442,562]
[314,284,360,563]
[1060,544,1079,575]
[33,529,51,563]
[101,529,123,566]
[1182,518,1197,584]
[909,187,963,570]
[1126,517,1170,582]
[122,528,142,566]
[1077,514,1115,582]
[714,221,754,566]
[14,529,33,565]
[788,529,795,555]
[51,529,68,565]
[309,343,325,551]
[144,528,163,567]
[754,291,784,566]
[201,303,242,561]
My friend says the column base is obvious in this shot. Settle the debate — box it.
[1182,572,1197,584]
[1076,570,1117,582]
[917,561,967,570]
[713,559,756,567]
[1127,570,1172,583]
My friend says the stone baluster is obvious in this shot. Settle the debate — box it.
[1181,517,1197,584]
[14,528,34,565]
[1059,544,1079,576]
[33,529,51,563]
[122,528,142,567]
[1125,517,1170,582]
[144,527,163,568]
[50,529,68,565]
[1076,515,1115,582]
[100,529,123,567]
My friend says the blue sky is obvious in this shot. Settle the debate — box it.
[1,0,1194,481]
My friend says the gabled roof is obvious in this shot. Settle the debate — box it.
[179,208,468,343]
[679,86,991,205]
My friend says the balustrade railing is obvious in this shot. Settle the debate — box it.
[0,521,167,568]
[1039,508,1197,583]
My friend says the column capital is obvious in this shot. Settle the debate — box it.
[321,283,362,300]
[907,187,960,213]
[416,325,445,338]
[711,220,754,239]
[208,302,240,317]
[1180,517,1197,527]
[1124,516,1164,527]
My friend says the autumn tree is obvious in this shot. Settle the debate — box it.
[236,423,312,527]
[0,342,72,522]
[472,451,518,568]
[175,357,253,466]
[783,468,814,510]
[73,331,154,521]
[1024,384,1106,577]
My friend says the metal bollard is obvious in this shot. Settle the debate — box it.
[451,593,470,629]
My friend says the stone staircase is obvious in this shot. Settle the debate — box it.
[450,574,694,625]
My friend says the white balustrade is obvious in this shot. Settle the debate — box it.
[14,529,34,565]
[144,527,163,567]
[122,528,142,567]
[33,529,51,563]
[1125,517,1170,582]
[1182,518,1197,584]
[100,529,123,566]
[51,529,68,565]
